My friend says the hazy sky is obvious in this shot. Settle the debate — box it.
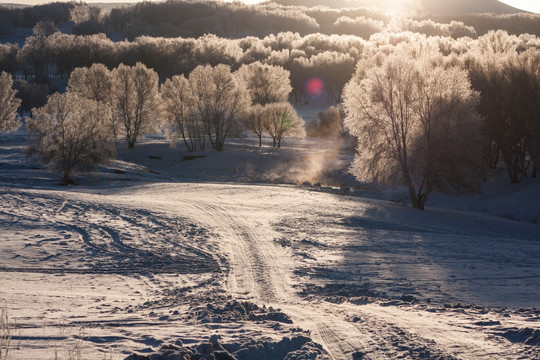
[499,0,540,13]
[0,0,539,14]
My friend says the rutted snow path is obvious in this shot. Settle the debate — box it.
[2,182,540,359]
[126,183,540,360]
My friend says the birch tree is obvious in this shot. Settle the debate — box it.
[189,64,248,151]
[242,104,265,147]
[112,62,159,148]
[68,63,118,143]
[344,55,482,209]
[237,62,292,106]
[161,74,206,152]
[27,92,115,184]
[263,102,305,148]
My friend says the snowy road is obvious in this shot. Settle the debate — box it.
[1,182,540,359]
[148,183,539,360]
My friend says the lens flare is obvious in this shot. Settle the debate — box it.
[306,77,324,97]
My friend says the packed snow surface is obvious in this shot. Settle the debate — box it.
[1,132,539,359]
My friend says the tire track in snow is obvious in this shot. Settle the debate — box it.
[172,185,511,360]
[174,192,366,360]
[181,201,280,302]
[0,189,218,275]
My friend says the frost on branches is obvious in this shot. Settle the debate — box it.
[68,63,118,143]
[0,71,21,135]
[161,74,206,152]
[188,64,248,152]
[26,92,116,184]
[112,62,160,149]
[263,102,305,149]
[344,54,483,209]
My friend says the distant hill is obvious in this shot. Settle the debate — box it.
[0,3,30,9]
[1,0,527,14]
[0,2,124,13]
[272,0,525,14]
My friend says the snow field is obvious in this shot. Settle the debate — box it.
[1,132,539,359]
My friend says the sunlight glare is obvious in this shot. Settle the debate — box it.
[364,0,420,13]
[498,0,540,14]
[306,78,324,97]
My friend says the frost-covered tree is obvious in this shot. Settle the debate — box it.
[242,104,265,147]
[189,64,248,151]
[27,92,115,184]
[19,35,51,83]
[310,51,355,103]
[333,16,384,39]
[70,3,103,24]
[237,62,292,106]
[13,80,49,116]
[263,102,305,148]
[32,20,58,37]
[112,62,160,148]
[161,74,206,152]
[68,64,118,143]
[69,63,113,104]
[308,105,345,138]
[0,72,21,135]
[344,55,482,209]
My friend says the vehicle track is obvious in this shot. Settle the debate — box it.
[0,190,217,275]
[162,184,540,360]
[172,191,367,360]
[3,184,538,359]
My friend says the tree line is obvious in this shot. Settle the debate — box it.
[1,24,539,208]
[0,31,364,104]
[3,29,540,106]
[0,61,303,184]
[343,30,540,209]
[3,1,537,39]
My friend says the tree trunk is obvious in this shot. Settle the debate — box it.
[407,186,421,210]
[62,171,71,185]
[407,184,430,210]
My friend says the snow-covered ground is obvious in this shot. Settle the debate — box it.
[1,130,539,360]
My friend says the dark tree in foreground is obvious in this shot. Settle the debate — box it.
[27,92,115,184]
[468,48,540,182]
[344,55,483,209]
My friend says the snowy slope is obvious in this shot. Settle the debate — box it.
[1,132,539,359]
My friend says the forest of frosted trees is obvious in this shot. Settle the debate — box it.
[0,0,539,206]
